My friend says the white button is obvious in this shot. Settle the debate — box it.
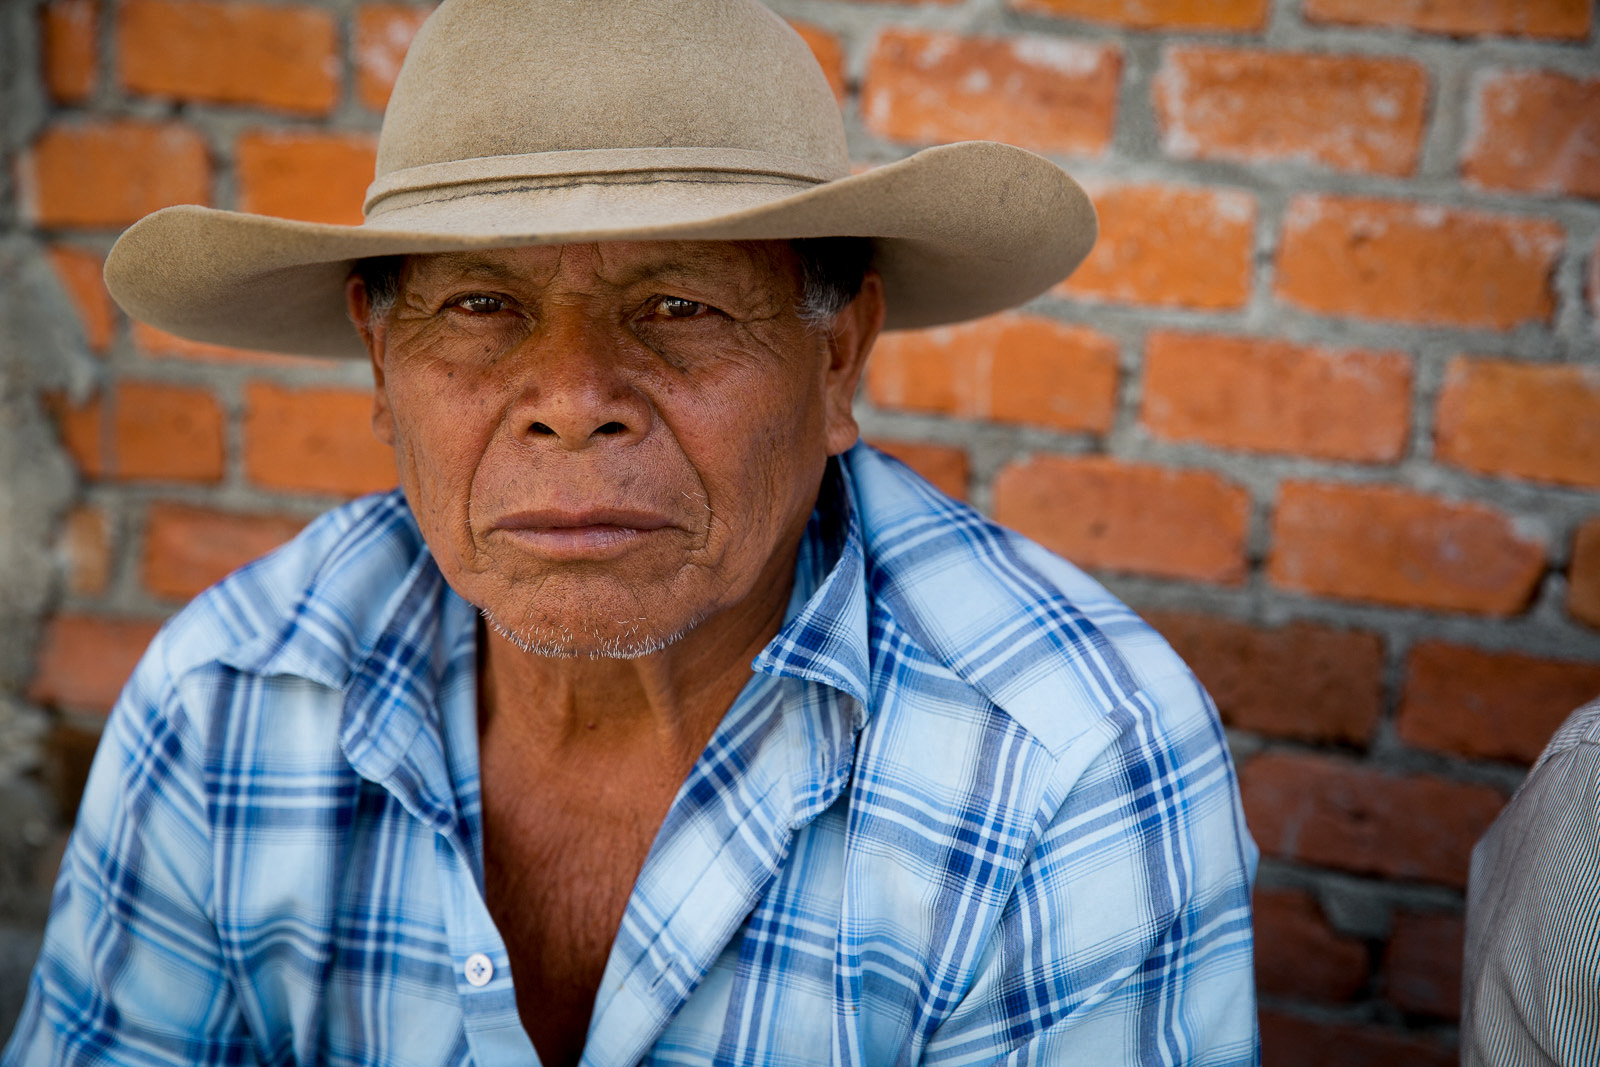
[464,952,494,987]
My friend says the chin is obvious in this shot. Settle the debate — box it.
[480,606,702,660]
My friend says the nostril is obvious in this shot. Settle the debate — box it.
[595,421,627,436]
[530,421,556,435]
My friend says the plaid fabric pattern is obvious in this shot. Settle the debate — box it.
[5,443,1258,1066]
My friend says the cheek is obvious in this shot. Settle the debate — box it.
[385,371,504,557]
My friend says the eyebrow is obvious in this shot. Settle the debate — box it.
[409,254,531,285]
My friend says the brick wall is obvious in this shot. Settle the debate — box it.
[6,0,1600,1059]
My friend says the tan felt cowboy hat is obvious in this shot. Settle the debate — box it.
[104,0,1098,359]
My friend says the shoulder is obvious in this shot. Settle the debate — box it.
[137,489,428,694]
[844,444,1209,761]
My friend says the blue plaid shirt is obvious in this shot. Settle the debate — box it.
[6,444,1257,1066]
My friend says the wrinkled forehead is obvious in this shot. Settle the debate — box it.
[397,239,805,293]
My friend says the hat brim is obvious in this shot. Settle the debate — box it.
[104,141,1096,359]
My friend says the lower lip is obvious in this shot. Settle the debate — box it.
[491,524,663,560]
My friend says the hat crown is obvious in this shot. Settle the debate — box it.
[377,0,849,179]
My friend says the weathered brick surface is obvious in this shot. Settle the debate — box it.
[867,314,1119,434]
[42,0,96,104]
[1058,183,1255,309]
[1572,519,1600,629]
[1464,70,1600,199]
[235,131,377,225]
[1259,1011,1456,1067]
[1240,751,1505,886]
[1303,0,1591,39]
[117,0,339,115]
[993,456,1249,584]
[867,440,970,500]
[243,383,396,496]
[1435,357,1600,489]
[1007,0,1270,32]
[863,29,1120,155]
[59,506,110,598]
[1141,332,1410,463]
[28,615,163,715]
[1154,48,1427,176]
[354,4,430,112]
[133,322,320,367]
[142,504,308,600]
[21,121,209,227]
[1275,196,1562,330]
[44,391,104,478]
[112,381,225,484]
[1384,911,1464,1020]
[45,245,115,353]
[1146,611,1384,744]
[1268,482,1546,615]
[1397,641,1600,764]
[1253,887,1369,1002]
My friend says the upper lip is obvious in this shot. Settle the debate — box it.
[489,508,674,531]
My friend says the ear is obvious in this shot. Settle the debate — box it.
[820,271,885,457]
[346,274,396,447]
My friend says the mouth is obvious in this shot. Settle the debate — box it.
[486,508,676,561]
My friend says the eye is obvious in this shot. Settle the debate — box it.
[654,296,712,319]
[448,293,508,315]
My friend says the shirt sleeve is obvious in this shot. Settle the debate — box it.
[923,670,1259,1066]
[1463,732,1600,1067]
[1,641,257,1067]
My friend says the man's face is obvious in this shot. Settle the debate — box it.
[351,240,879,658]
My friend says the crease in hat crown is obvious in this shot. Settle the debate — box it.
[364,0,848,223]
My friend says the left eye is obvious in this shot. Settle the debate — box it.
[656,297,710,319]
[451,294,506,314]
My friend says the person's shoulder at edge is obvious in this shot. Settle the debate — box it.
[845,441,1207,751]
[133,488,426,699]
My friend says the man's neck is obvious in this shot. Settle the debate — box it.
[476,540,800,769]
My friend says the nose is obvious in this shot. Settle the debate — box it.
[509,321,652,450]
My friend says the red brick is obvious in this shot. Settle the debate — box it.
[1397,641,1600,763]
[789,21,847,104]
[1384,911,1464,1019]
[1253,887,1369,1002]
[59,505,111,597]
[44,390,105,478]
[1465,71,1600,199]
[133,321,326,367]
[1435,357,1600,488]
[1304,0,1589,39]
[42,0,96,103]
[354,4,430,112]
[1259,1010,1457,1067]
[28,614,164,715]
[1239,751,1505,886]
[1145,612,1384,745]
[1275,195,1561,330]
[1572,518,1600,628]
[46,244,115,354]
[112,381,225,484]
[1269,481,1545,615]
[1155,48,1426,176]
[1058,183,1255,310]
[992,456,1249,584]
[863,29,1120,155]
[867,314,1118,434]
[868,440,970,500]
[21,121,210,228]
[142,503,307,600]
[243,383,396,496]
[117,0,338,115]
[235,131,377,226]
[1007,0,1269,31]
[1141,331,1410,463]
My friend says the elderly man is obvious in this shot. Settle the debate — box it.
[5,0,1256,1064]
